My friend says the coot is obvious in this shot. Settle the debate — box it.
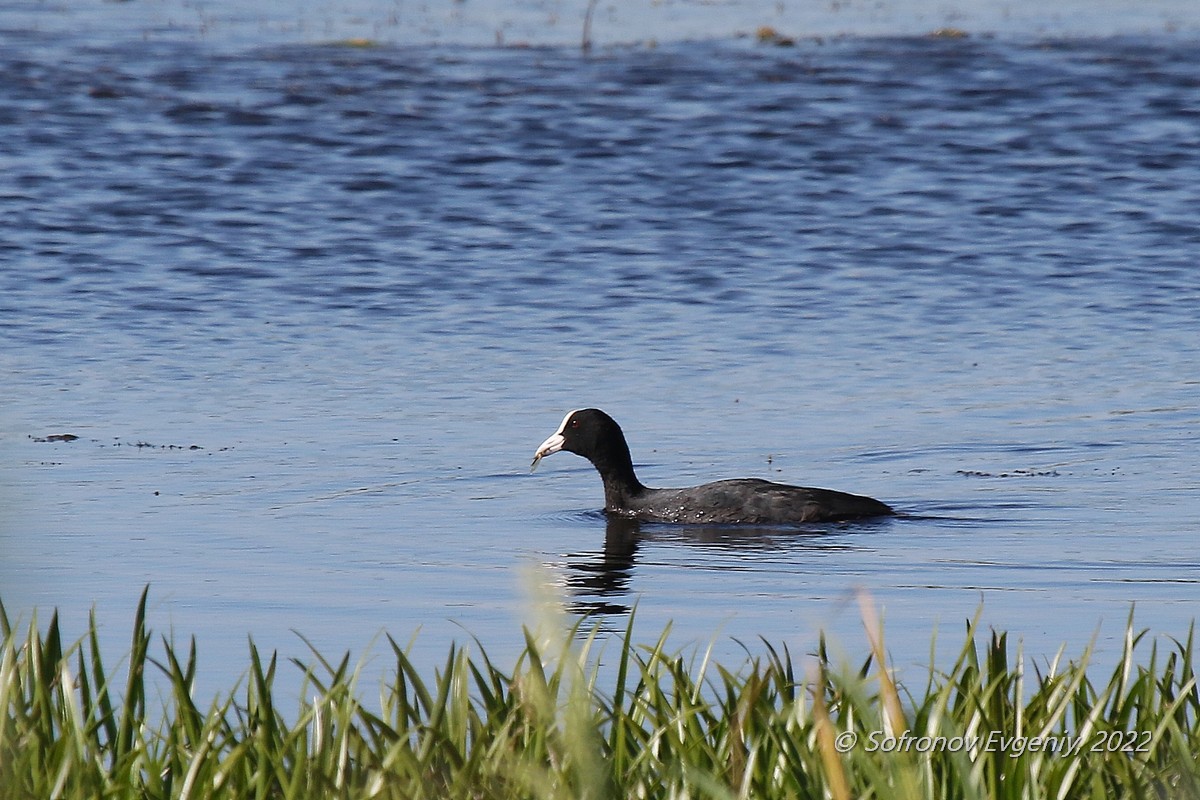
[531,408,893,524]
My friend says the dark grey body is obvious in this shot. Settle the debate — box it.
[608,478,893,524]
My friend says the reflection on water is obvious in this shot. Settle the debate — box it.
[562,514,894,621]
[563,517,642,619]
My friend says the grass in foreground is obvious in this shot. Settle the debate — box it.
[2,588,1198,799]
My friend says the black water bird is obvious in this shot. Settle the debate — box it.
[531,408,893,524]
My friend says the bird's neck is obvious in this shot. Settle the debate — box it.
[591,438,646,510]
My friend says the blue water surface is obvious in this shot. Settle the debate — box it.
[2,9,1199,701]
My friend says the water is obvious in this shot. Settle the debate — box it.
[2,6,1199,702]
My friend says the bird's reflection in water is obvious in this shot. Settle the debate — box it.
[562,517,642,621]
[560,515,884,628]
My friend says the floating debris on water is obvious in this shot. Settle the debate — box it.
[956,468,1061,478]
[755,26,795,46]
[110,439,204,450]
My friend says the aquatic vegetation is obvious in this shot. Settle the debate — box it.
[1,588,1198,799]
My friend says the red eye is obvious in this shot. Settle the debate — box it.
[570,419,579,428]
